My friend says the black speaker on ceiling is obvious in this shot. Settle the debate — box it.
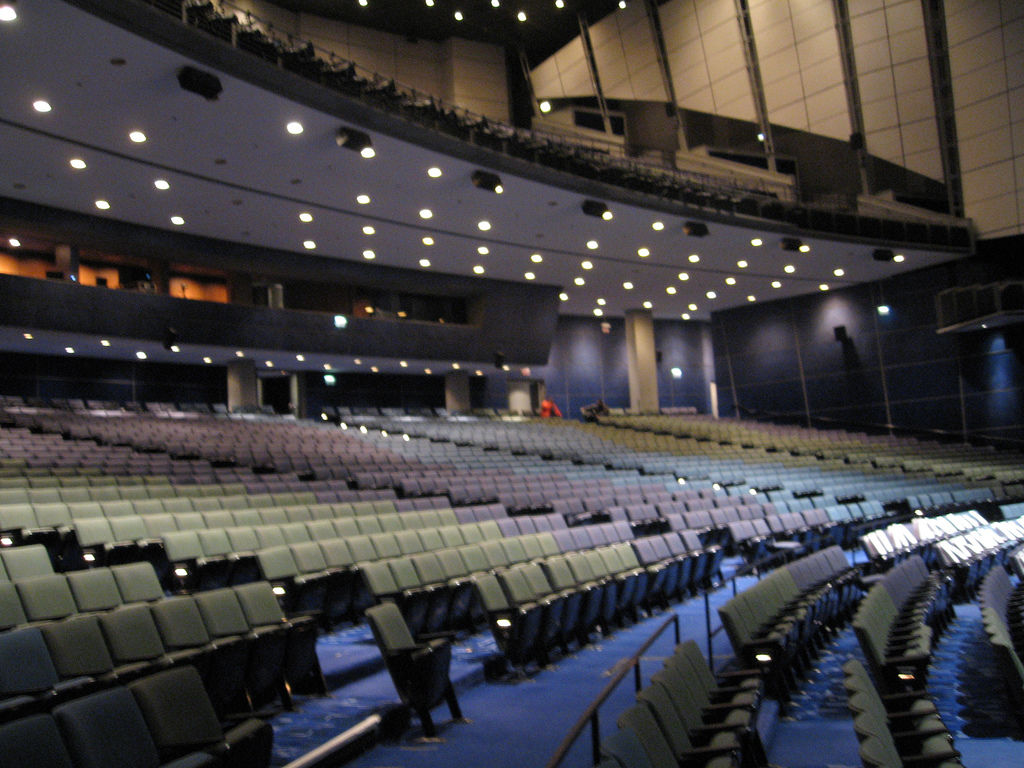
[177,66,223,101]
[493,351,506,370]
[872,248,895,262]
[834,326,848,343]
[163,327,178,351]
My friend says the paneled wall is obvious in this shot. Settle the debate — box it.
[712,262,1024,443]
[488,315,713,419]
[945,0,1024,237]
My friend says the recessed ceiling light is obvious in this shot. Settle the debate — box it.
[586,240,598,250]
[623,282,633,290]
[784,265,795,273]
[23,333,33,339]
[597,298,606,306]
[678,272,689,281]
[747,295,756,302]
[422,237,434,245]
[359,0,367,5]
[638,248,650,257]
[419,259,431,267]
[574,277,585,286]
[425,367,432,374]
[303,240,316,249]
[0,4,17,21]
[558,292,570,302]
[363,250,375,259]
[8,238,20,247]
[877,305,890,315]
[360,146,375,159]
[170,216,184,226]
[296,355,305,361]
[799,244,811,253]
[478,220,491,231]
[819,284,829,291]
[834,268,845,276]
[688,303,697,311]
[474,265,485,274]
[33,100,52,113]
[235,350,244,357]
[136,351,147,360]
[154,179,169,190]
[688,254,699,263]
[531,254,543,263]
[706,291,717,299]
[203,357,212,364]
[355,359,363,365]
[452,362,460,369]
[518,10,527,21]
[751,238,763,246]
[400,361,408,367]
[643,301,652,309]
[524,272,535,280]
[652,221,664,230]
[427,167,442,177]
[478,246,489,255]
[361,226,375,236]
[539,100,551,113]
[419,208,433,219]
[129,131,146,143]
[100,340,111,347]
[725,277,736,285]
[681,313,690,320]
[772,281,782,288]
[737,260,748,268]
[286,121,303,135]
[300,212,313,222]
[69,158,87,169]
[593,308,603,316]
[357,194,370,204]
[65,347,75,354]
[555,0,564,7]
[894,254,905,262]
[666,286,676,294]
[95,200,110,210]
[454,11,463,21]
[581,261,593,270]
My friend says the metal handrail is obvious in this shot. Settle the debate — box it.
[543,610,681,768]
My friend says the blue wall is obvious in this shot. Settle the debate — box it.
[712,262,1024,443]
[485,315,713,418]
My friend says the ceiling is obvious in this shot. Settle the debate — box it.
[264,0,626,66]
[0,0,968,373]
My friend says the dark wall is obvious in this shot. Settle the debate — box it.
[485,315,713,418]
[303,371,447,415]
[0,351,226,406]
[712,261,1024,444]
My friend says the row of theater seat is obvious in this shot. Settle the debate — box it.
[717,546,861,701]
[0,563,322,722]
[978,565,1024,727]
[0,665,273,768]
[599,640,765,768]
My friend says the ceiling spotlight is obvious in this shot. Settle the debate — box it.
[8,238,20,247]
[643,301,652,309]
[478,246,489,255]
[471,170,503,193]
[799,244,810,253]
[539,100,551,113]
[129,131,146,143]
[69,158,87,169]
[300,212,314,222]
[873,248,894,261]
[0,3,17,22]
[177,66,222,100]
[894,254,905,263]
[478,221,491,231]
[428,166,442,178]
[286,122,303,135]
[683,221,708,237]
[751,238,763,246]
[336,127,373,156]
[780,237,803,251]
[531,254,543,263]
[154,179,170,190]
[582,200,612,219]
[638,248,650,257]
[33,100,51,113]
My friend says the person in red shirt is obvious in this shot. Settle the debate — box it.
[539,398,561,418]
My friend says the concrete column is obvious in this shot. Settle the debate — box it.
[54,244,80,282]
[625,309,659,414]
[290,373,305,419]
[227,359,258,413]
[445,370,471,414]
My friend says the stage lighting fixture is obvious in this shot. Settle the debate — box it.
[780,237,803,251]
[683,221,709,237]
[471,170,503,194]
[177,66,223,101]
[336,127,374,155]
[582,200,612,220]
[872,248,894,262]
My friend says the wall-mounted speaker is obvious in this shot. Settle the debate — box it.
[834,325,848,342]
[177,66,222,101]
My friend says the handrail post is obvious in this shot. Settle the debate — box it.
[590,712,601,766]
[704,589,713,671]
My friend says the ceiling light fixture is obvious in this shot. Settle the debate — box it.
[303,240,316,249]
[170,216,184,226]
[69,158,86,169]
[419,208,433,219]
[95,200,110,210]
[427,166,442,178]
[751,238,763,246]
[638,248,650,257]
[586,240,598,250]
[582,199,612,220]
[539,100,551,113]
[33,100,51,113]
[581,261,593,270]
[478,246,489,255]
[473,265,485,274]
[363,250,375,259]
[643,301,652,309]
[422,237,434,245]
[0,3,17,22]
[678,272,688,281]
[300,212,314,222]
[471,170,503,193]
[286,121,303,135]
[362,225,374,234]
[129,131,146,143]
[531,254,543,263]
[478,221,491,231]
[8,238,20,247]
[154,179,170,190]
[356,194,370,204]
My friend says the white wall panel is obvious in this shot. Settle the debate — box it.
[531,38,595,99]
[948,0,1024,236]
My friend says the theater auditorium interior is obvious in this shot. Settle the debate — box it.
[1,0,1024,766]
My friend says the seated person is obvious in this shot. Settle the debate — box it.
[580,398,610,422]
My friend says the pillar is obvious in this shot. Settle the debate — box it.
[445,370,471,414]
[54,244,80,282]
[625,309,659,414]
[226,359,258,413]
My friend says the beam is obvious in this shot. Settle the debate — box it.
[732,0,776,172]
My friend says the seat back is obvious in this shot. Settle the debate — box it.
[0,713,76,768]
[53,686,162,768]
